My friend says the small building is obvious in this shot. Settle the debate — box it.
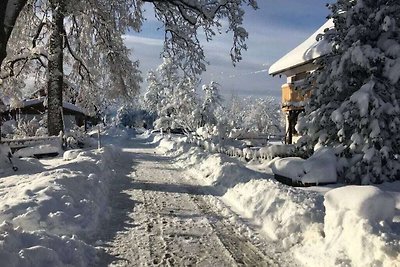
[269,19,334,144]
[3,97,88,132]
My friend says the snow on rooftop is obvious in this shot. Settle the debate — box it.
[269,19,334,76]
[18,97,87,115]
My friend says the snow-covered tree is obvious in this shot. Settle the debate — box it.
[243,97,282,135]
[222,96,282,137]
[1,0,143,135]
[145,58,202,132]
[297,0,400,184]
[116,103,154,129]
[227,93,245,128]
[171,77,202,131]
[200,81,222,126]
[1,0,257,136]
[143,70,163,116]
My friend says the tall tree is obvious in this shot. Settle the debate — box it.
[297,0,400,184]
[47,0,65,135]
[1,0,257,135]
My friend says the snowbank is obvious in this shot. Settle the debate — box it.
[0,221,96,267]
[160,136,325,247]
[223,179,325,249]
[14,144,63,158]
[296,186,400,267]
[157,135,400,267]
[0,145,121,266]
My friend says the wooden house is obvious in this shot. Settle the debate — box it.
[269,19,334,144]
[2,97,88,133]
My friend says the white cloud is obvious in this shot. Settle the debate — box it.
[123,35,163,47]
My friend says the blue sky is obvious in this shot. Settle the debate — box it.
[124,1,333,99]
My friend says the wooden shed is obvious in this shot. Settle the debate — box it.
[4,97,88,131]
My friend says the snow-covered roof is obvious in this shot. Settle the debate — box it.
[269,19,334,76]
[18,97,88,115]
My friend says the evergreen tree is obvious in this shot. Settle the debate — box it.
[298,0,400,184]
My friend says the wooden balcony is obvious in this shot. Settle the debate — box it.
[281,83,311,111]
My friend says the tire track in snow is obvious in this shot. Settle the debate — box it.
[95,141,293,266]
[190,195,276,266]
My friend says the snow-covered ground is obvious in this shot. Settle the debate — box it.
[0,139,121,266]
[0,129,399,266]
[159,134,400,267]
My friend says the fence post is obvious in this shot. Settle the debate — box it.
[97,125,101,150]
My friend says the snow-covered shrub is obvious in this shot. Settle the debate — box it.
[259,144,297,160]
[65,126,96,149]
[1,120,16,137]
[298,0,400,183]
[12,116,47,138]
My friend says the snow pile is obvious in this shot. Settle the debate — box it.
[161,136,325,247]
[0,221,96,267]
[156,135,190,155]
[14,143,63,158]
[269,147,337,184]
[157,135,400,266]
[0,145,120,266]
[186,153,265,190]
[222,180,325,249]
[296,186,400,266]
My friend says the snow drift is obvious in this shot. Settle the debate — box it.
[157,134,400,267]
[0,145,121,266]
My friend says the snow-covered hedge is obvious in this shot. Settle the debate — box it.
[187,134,297,161]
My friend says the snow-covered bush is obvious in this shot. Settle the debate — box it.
[65,126,96,149]
[1,120,16,137]
[12,116,47,138]
[298,0,400,183]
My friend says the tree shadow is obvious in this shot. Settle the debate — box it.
[85,149,140,266]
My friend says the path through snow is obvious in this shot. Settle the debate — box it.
[95,135,293,266]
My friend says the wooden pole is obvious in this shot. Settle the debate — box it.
[97,124,101,149]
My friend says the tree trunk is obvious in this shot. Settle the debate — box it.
[0,0,28,67]
[47,0,64,136]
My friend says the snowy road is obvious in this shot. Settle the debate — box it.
[95,136,289,266]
